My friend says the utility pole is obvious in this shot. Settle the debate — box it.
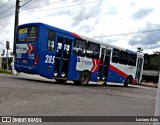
[6,41,10,70]
[12,0,19,74]
[13,0,20,54]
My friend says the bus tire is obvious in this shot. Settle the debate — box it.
[79,71,90,86]
[55,79,67,84]
[124,75,132,87]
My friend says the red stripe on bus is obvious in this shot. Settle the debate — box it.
[109,65,128,79]
[26,44,34,54]
[91,59,100,72]
[132,79,138,84]
[70,32,81,39]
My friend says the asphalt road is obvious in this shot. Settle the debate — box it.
[0,73,157,125]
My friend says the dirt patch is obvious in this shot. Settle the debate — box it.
[141,82,158,88]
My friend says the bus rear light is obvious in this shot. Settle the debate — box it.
[34,55,39,65]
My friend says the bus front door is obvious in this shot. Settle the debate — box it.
[98,48,111,83]
[135,57,143,83]
[54,37,72,78]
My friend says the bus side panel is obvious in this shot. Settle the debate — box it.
[90,72,98,82]
[67,56,81,81]
[106,64,128,83]
[67,56,99,82]
[37,26,56,79]
[107,69,127,83]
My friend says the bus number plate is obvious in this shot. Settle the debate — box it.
[22,59,27,63]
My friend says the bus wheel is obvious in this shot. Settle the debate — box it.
[79,71,90,85]
[124,76,132,87]
[55,79,67,84]
[124,79,129,87]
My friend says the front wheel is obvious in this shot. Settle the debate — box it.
[79,71,90,85]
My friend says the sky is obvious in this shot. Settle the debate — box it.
[0,0,160,55]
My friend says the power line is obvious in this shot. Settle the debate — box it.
[0,41,5,47]
[20,0,32,8]
[0,5,15,16]
[0,0,12,9]
[93,29,160,38]
[20,0,79,10]
[0,13,14,20]
[20,0,101,13]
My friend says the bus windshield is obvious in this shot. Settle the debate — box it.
[18,26,38,42]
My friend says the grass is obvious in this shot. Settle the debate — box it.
[0,69,12,75]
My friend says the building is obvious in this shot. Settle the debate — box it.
[142,70,159,83]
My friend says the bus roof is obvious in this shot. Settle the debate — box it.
[18,22,143,56]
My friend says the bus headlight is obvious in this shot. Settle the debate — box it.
[54,71,58,76]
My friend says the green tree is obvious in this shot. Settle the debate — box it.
[144,51,160,71]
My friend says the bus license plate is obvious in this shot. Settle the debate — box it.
[22,60,27,63]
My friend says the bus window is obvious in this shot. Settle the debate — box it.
[73,39,86,57]
[93,43,100,59]
[119,51,128,65]
[112,49,120,63]
[128,53,137,66]
[64,40,71,59]
[48,31,55,51]
[86,42,100,59]
[18,27,38,42]
[56,38,63,58]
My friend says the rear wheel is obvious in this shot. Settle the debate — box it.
[79,71,90,85]
[55,79,67,84]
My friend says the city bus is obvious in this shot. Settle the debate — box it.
[14,22,144,86]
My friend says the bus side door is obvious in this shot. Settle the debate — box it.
[135,57,144,83]
[53,35,72,78]
[98,48,111,82]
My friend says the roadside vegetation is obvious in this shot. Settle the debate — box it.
[0,69,12,75]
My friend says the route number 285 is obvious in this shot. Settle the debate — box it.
[45,55,55,64]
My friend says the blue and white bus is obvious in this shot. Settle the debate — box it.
[15,23,144,86]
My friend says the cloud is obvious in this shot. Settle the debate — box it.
[79,25,94,32]
[132,8,153,20]
[128,23,160,50]
[20,0,50,11]
[107,7,117,15]
[71,1,102,27]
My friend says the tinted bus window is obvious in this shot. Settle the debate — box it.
[128,53,137,66]
[112,49,120,63]
[119,51,128,65]
[48,31,55,51]
[73,39,86,57]
[86,42,100,59]
[18,27,38,42]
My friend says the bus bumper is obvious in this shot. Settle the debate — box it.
[15,64,38,74]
